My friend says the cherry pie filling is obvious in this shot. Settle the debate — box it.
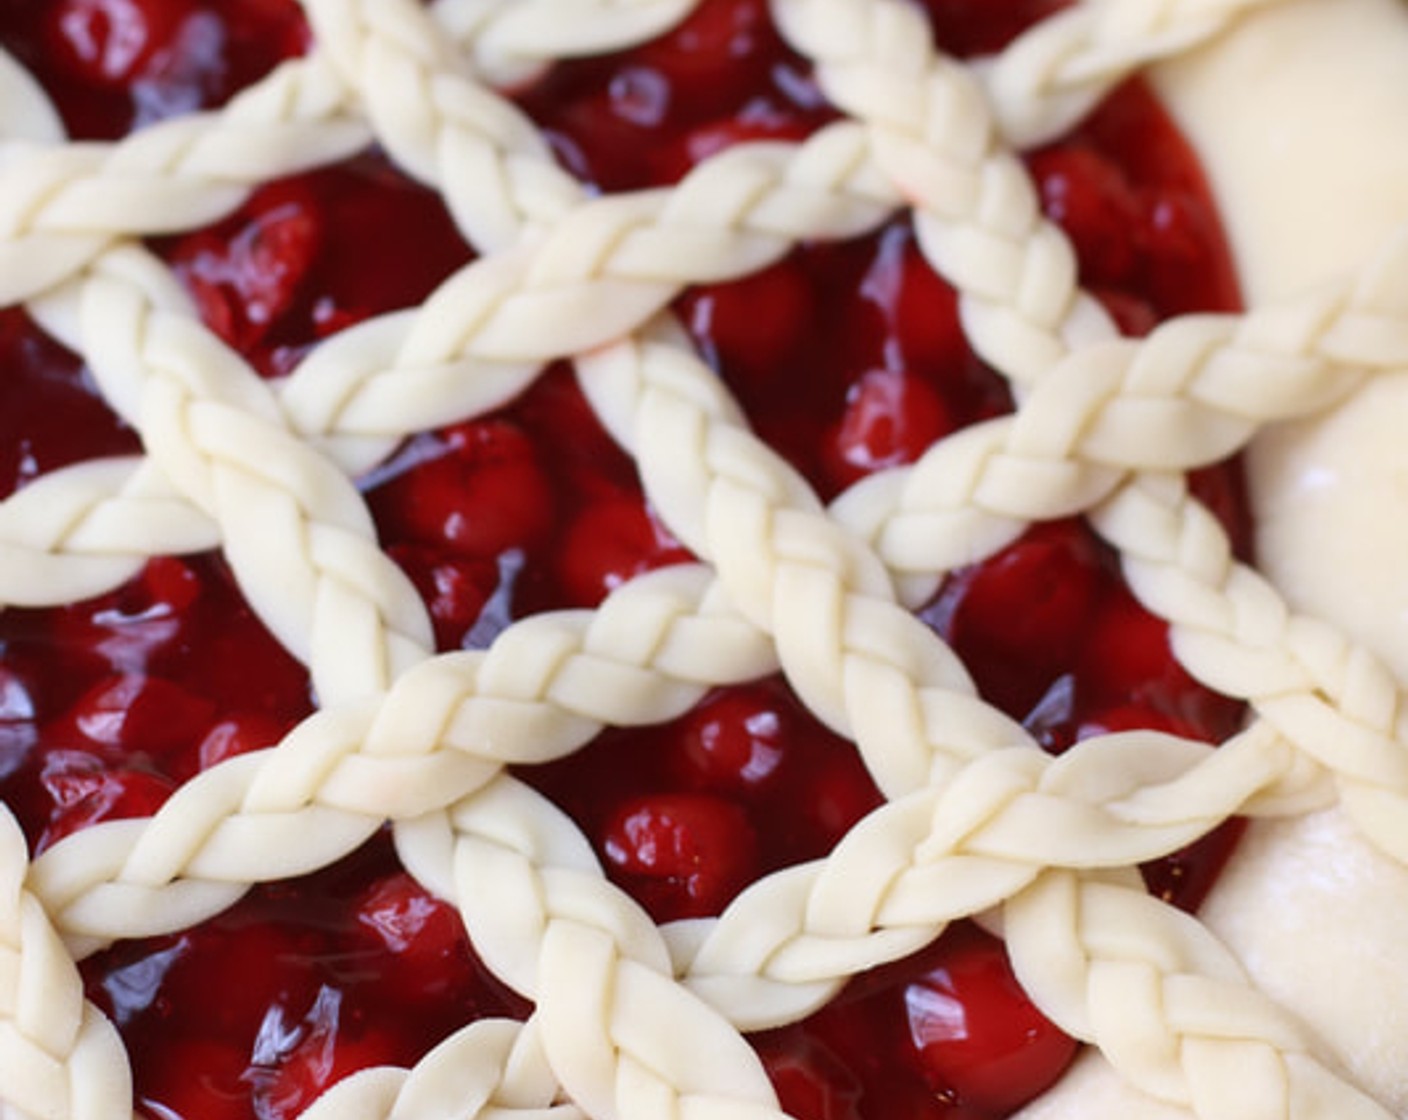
[0,1,1249,1118]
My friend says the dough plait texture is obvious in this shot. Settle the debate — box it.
[2,0,1406,1118]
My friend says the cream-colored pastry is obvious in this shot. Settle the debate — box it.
[3,1,1408,1118]
[1021,1,1408,1114]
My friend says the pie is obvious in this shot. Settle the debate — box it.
[1,1,1407,1118]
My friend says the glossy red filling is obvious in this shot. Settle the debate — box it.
[0,1,1248,1118]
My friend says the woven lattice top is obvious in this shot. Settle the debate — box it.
[3,1,1408,1117]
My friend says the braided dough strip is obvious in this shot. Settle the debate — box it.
[1005,870,1392,1119]
[290,1016,581,1120]
[0,458,217,609]
[436,0,701,86]
[0,0,701,304]
[769,0,1408,869]
[27,244,436,704]
[0,809,134,1120]
[0,2,1391,1120]
[27,564,775,953]
[0,53,368,306]
[979,0,1286,147]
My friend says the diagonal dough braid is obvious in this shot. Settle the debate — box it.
[0,809,136,1120]
[0,458,217,609]
[0,0,699,306]
[27,245,436,704]
[295,1015,583,1120]
[27,563,774,955]
[978,0,1286,147]
[566,316,1396,1114]
[0,6,1391,1120]
[1092,471,1408,863]
[770,0,1408,868]
[434,0,700,87]
[401,778,797,1120]
[0,52,368,306]
[1004,869,1393,1119]
[835,237,1408,590]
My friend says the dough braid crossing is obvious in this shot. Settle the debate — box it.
[3,0,1405,1118]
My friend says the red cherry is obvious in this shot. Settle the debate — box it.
[681,259,816,387]
[44,0,191,87]
[1092,287,1158,338]
[133,555,204,614]
[601,792,759,920]
[135,1036,251,1120]
[905,924,1077,1113]
[823,368,955,490]
[931,520,1105,715]
[369,420,555,561]
[675,686,787,794]
[388,544,500,652]
[1028,145,1141,287]
[38,750,175,849]
[168,180,322,358]
[632,0,776,116]
[57,673,216,758]
[49,558,204,673]
[891,241,969,377]
[916,0,1067,56]
[1142,817,1247,914]
[754,1028,864,1120]
[795,752,883,853]
[0,308,140,499]
[256,1005,400,1120]
[159,920,323,1042]
[193,712,288,774]
[653,114,816,183]
[1076,586,1184,707]
[552,495,692,608]
[348,872,475,1004]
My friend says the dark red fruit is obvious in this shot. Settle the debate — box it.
[928,519,1105,716]
[552,495,692,607]
[136,1037,252,1120]
[168,180,322,355]
[917,0,1069,56]
[368,420,556,561]
[823,368,955,490]
[57,673,216,758]
[602,792,759,920]
[1142,817,1247,914]
[349,873,475,1004]
[193,712,287,774]
[682,260,816,386]
[158,921,320,1041]
[755,1031,864,1120]
[1029,146,1141,286]
[388,544,500,652]
[892,243,969,377]
[1093,287,1158,337]
[39,751,176,849]
[904,925,1077,1113]
[253,998,400,1120]
[0,308,138,500]
[631,0,776,115]
[43,0,191,86]
[675,686,788,793]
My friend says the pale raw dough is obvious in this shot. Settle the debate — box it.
[1020,1,1408,1115]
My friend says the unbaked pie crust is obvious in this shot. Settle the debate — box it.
[3,1,1408,1118]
